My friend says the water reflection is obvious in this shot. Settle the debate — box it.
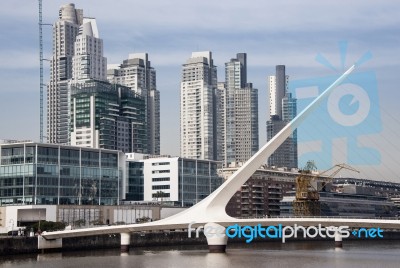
[37,252,62,261]
[1,241,400,268]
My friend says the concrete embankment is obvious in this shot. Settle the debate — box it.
[0,232,206,256]
[1,230,400,256]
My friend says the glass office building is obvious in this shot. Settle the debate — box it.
[0,142,123,206]
[178,158,222,206]
[70,80,147,153]
[126,161,144,201]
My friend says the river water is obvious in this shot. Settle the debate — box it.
[1,240,400,268]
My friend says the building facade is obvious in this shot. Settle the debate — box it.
[267,65,298,168]
[71,18,106,82]
[70,81,147,153]
[0,204,162,234]
[222,165,297,218]
[218,54,259,166]
[126,154,223,206]
[180,51,218,160]
[280,191,397,218]
[108,53,160,154]
[47,3,83,144]
[0,142,125,207]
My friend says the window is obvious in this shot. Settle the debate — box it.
[152,192,170,198]
[152,177,170,182]
[152,170,170,174]
[152,185,170,190]
[152,162,170,166]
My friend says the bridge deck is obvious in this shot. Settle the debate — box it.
[42,218,400,240]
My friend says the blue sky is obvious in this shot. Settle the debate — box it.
[0,0,399,181]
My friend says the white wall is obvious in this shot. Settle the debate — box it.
[160,207,187,219]
[0,205,57,234]
[143,157,180,201]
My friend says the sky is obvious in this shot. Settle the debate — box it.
[0,0,399,181]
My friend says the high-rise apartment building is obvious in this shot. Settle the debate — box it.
[47,3,83,144]
[71,18,106,82]
[108,54,160,154]
[219,53,259,166]
[267,65,298,168]
[70,81,147,153]
[47,4,147,153]
[180,51,217,160]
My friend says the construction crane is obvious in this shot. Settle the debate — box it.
[38,0,52,143]
[39,0,44,142]
[293,161,360,216]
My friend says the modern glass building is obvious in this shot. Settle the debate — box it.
[70,80,147,153]
[0,142,124,206]
[126,161,144,201]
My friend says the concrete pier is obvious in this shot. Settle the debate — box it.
[37,235,62,252]
[335,230,343,248]
[204,223,228,253]
[120,233,131,253]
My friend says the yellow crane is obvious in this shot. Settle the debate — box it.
[293,161,360,216]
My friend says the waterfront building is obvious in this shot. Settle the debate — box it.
[126,153,223,206]
[219,54,259,166]
[180,51,218,160]
[266,65,298,169]
[69,81,147,153]
[280,191,397,218]
[108,53,160,154]
[222,165,297,217]
[0,142,125,207]
[0,204,186,234]
[47,4,83,144]
[333,177,400,197]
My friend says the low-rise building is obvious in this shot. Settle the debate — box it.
[222,165,297,218]
[0,142,125,206]
[0,204,188,234]
[280,190,397,218]
[125,153,223,206]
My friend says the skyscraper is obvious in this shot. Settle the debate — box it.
[219,53,259,166]
[108,53,160,154]
[47,4,83,144]
[67,18,147,153]
[70,81,146,152]
[267,65,298,168]
[180,51,217,160]
[71,18,106,82]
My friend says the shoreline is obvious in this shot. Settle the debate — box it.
[2,230,400,256]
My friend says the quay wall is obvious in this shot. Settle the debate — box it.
[2,231,400,256]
